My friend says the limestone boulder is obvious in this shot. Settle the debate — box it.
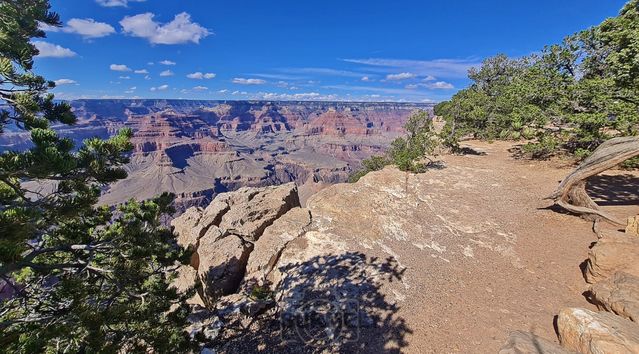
[590,271,639,322]
[169,264,205,306]
[498,331,576,354]
[267,230,348,288]
[557,307,639,354]
[217,183,300,241]
[244,207,311,281]
[585,231,639,283]
[198,195,232,231]
[170,207,203,249]
[197,235,253,306]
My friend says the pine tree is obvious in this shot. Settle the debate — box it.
[435,0,639,159]
[0,1,192,352]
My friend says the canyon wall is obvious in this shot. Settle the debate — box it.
[0,100,432,210]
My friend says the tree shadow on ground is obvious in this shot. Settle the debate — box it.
[586,174,639,206]
[456,146,487,156]
[212,252,412,353]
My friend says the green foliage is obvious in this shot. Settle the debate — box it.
[0,1,192,352]
[349,110,439,181]
[249,285,273,301]
[621,156,639,170]
[389,110,439,172]
[521,135,560,159]
[348,155,390,182]
[435,0,639,160]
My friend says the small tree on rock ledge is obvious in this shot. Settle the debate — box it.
[349,110,440,182]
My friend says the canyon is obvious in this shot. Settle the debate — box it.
[0,100,433,210]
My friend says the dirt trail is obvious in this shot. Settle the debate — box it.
[392,140,639,352]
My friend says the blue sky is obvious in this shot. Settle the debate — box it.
[36,0,628,102]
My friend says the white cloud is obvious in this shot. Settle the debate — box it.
[426,81,454,89]
[344,58,480,79]
[218,89,228,93]
[186,72,216,79]
[160,70,174,77]
[134,69,149,74]
[110,64,131,72]
[150,84,169,91]
[193,86,208,91]
[422,75,436,81]
[54,79,77,86]
[33,41,77,58]
[120,12,211,45]
[159,60,176,65]
[405,81,453,90]
[232,78,266,85]
[385,72,415,81]
[361,76,371,82]
[129,86,137,90]
[96,0,145,7]
[119,76,131,79]
[38,22,60,32]
[144,75,151,80]
[63,18,115,38]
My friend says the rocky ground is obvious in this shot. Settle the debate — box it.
[170,140,639,353]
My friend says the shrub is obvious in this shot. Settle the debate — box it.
[348,155,391,182]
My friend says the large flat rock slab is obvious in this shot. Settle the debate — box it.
[558,307,639,354]
[245,207,311,282]
[218,183,300,241]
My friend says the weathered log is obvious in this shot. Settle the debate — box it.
[548,136,639,226]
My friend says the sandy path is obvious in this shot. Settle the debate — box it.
[395,141,639,352]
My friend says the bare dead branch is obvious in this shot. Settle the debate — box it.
[548,136,639,226]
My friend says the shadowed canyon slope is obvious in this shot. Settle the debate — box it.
[0,100,432,209]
